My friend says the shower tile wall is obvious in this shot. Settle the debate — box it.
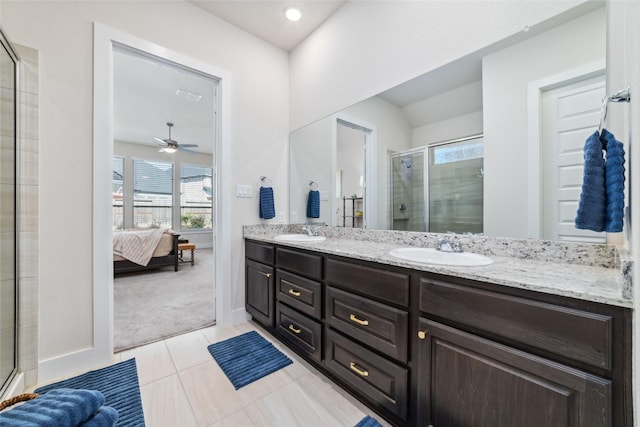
[16,44,39,389]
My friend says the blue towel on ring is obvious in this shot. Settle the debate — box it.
[0,388,118,427]
[575,131,606,232]
[306,190,320,218]
[259,186,275,220]
[601,129,625,232]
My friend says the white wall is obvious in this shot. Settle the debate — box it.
[289,0,588,130]
[482,7,605,238]
[412,111,483,148]
[0,0,288,377]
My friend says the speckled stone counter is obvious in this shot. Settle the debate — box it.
[244,224,632,308]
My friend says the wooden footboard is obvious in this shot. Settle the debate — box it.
[114,233,180,275]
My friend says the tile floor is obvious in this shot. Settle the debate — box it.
[106,321,390,427]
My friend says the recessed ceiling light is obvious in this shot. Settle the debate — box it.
[285,7,302,22]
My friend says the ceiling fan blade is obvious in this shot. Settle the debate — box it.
[153,137,166,144]
[178,146,198,153]
[179,144,199,148]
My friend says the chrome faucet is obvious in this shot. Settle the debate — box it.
[302,226,318,237]
[436,237,463,253]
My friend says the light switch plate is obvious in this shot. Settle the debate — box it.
[236,184,253,198]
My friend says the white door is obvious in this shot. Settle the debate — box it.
[541,73,606,242]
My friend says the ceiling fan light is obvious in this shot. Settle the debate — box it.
[285,7,301,22]
[160,146,177,154]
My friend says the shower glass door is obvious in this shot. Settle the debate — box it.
[391,150,426,231]
[0,28,18,394]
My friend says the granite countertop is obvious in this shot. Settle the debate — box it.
[244,228,631,308]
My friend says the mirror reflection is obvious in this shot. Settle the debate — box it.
[289,4,606,242]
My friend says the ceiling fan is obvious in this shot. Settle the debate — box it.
[154,122,199,153]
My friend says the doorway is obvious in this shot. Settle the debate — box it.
[111,46,217,350]
[94,24,232,363]
[333,117,376,228]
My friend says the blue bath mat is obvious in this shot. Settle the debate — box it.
[355,415,383,427]
[35,358,145,426]
[207,330,292,389]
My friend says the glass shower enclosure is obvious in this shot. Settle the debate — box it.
[390,135,484,234]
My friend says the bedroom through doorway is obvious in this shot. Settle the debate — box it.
[111,45,218,351]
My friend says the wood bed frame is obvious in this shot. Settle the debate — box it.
[113,233,180,275]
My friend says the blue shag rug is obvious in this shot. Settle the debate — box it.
[35,358,145,426]
[355,415,383,427]
[207,330,292,389]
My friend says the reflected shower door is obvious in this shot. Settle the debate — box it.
[391,151,426,231]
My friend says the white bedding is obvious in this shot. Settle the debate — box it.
[113,229,170,266]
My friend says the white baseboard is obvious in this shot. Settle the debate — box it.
[37,347,111,385]
[2,372,25,398]
[230,307,251,325]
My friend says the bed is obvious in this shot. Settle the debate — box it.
[113,229,180,275]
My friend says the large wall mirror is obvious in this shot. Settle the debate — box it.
[290,2,608,243]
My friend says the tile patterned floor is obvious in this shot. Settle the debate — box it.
[110,321,390,427]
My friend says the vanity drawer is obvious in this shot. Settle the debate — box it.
[277,247,323,280]
[245,240,274,265]
[326,286,408,362]
[276,302,322,363]
[325,328,408,422]
[277,269,322,320]
[326,258,410,307]
[419,276,613,370]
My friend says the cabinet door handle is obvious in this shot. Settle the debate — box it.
[288,289,301,297]
[262,272,272,278]
[349,314,369,326]
[349,361,369,377]
[418,329,429,340]
[288,324,302,334]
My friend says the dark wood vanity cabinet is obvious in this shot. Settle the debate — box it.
[245,239,633,427]
[324,258,411,423]
[245,241,275,327]
[273,247,324,363]
[416,274,632,427]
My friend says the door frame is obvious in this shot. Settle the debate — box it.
[526,60,605,239]
[91,23,232,366]
[332,114,377,228]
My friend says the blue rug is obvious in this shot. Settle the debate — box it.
[35,358,145,426]
[355,415,383,427]
[207,330,292,389]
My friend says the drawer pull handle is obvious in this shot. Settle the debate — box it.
[418,329,429,340]
[288,289,301,297]
[288,324,302,334]
[349,362,369,377]
[349,314,369,326]
[262,272,272,278]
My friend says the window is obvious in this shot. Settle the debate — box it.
[113,157,124,230]
[180,164,213,230]
[133,159,173,229]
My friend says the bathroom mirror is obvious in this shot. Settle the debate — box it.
[290,4,607,242]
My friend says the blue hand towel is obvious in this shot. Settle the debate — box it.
[575,131,606,232]
[306,190,320,218]
[0,388,114,427]
[259,186,275,220]
[601,129,625,232]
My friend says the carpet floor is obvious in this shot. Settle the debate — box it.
[114,247,215,352]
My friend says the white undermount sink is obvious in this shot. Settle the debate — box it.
[273,234,326,243]
[388,247,493,266]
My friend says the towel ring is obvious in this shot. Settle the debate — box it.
[598,87,631,133]
[260,175,273,187]
[309,180,319,191]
